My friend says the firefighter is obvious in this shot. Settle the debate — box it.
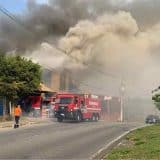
[14,105,22,128]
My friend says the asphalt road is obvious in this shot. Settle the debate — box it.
[0,120,144,159]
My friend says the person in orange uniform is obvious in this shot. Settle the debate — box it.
[14,105,22,128]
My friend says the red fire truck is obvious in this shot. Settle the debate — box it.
[21,93,56,117]
[54,93,101,122]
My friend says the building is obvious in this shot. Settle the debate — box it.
[42,68,79,93]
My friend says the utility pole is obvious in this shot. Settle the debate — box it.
[120,79,125,122]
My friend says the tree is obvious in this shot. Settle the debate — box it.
[152,93,160,111]
[0,54,42,103]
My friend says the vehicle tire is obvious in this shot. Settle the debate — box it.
[91,114,96,122]
[95,114,99,122]
[75,112,81,122]
[57,117,63,122]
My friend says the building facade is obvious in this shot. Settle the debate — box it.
[42,68,79,93]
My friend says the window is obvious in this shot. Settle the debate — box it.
[59,98,73,104]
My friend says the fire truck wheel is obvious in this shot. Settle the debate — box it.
[57,117,63,122]
[95,114,99,122]
[91,114,96,122]
[75,112,81,122]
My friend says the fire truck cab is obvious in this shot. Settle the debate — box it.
[54,93,101,122]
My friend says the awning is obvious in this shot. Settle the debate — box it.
[39,83,54,93]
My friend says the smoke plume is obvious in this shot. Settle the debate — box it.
[1,0,160,97]
[1,0,160,52]
[57,11,160,97]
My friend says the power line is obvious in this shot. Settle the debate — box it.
[0,5,124,94]
[0,5,34,37]
[0,5,119,80]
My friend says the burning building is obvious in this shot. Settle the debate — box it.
[42,68,79,93]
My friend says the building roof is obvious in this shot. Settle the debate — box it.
[39,83,54,93]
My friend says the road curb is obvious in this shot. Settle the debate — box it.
[0,119,50,129]
[91,124,147,160]
[0,121,28,128]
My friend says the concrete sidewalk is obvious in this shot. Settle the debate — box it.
[0,117,52,129]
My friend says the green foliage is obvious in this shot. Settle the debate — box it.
[152,93,160,110]
[0,54,42,101]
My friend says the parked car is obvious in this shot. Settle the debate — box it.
[145,115,160,124]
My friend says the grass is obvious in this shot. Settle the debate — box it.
[105,125,160,160]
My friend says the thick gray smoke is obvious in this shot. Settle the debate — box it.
[27,11,160,98]
[58,11,160,97]
[1,0,160,98]
[1,0,160,52]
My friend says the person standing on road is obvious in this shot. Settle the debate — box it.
[14,105,22,128]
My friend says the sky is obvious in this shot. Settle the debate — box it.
[0,0,48,14]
